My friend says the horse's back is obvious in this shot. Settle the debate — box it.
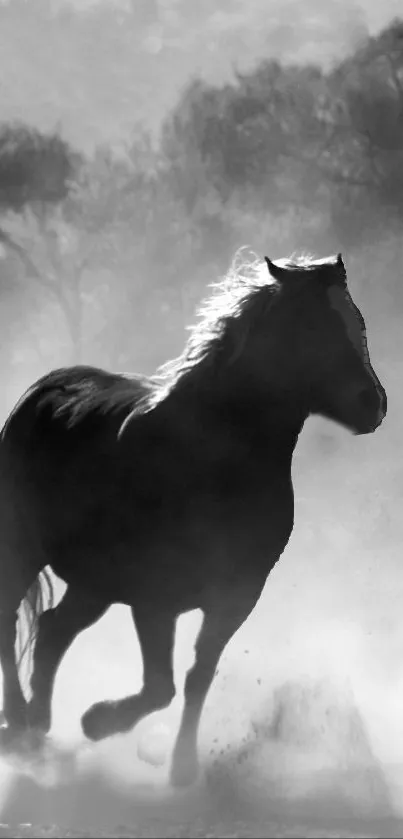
[0,363,294,605]
[1,365,152,447]
[0,366,154,568]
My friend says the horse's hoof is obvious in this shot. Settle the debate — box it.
[0,724,20,753]
[81,701,119,741]
[27,701,51,735]
[0,724,43,756]
[24,728,48,753]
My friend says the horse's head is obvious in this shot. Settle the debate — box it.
[263,253,386,435]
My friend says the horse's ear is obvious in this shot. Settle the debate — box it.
[336,253,346,273]
[265,257,287,282]
[336,252,347,281]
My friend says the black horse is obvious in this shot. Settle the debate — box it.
[0,251,386,786]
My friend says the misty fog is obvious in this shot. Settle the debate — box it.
[0,1,403,837]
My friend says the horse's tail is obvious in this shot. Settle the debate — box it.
[16,568,55,682]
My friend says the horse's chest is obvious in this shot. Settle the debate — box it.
[226,484,294,556]
[175,477,294,572]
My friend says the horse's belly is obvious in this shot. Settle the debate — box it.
[45,479,295,610]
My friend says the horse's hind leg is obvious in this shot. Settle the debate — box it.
[0,609,27,732]
[28,585,108,734]
[81,604,176,741]
[0,560,41,737]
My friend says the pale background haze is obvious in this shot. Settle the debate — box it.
[0,0,402,833]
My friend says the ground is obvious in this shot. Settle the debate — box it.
[0,811,402,838]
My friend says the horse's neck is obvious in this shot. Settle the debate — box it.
[162,368,306,463]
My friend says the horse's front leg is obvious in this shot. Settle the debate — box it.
[81,604,176,741]
[170,604,248,788]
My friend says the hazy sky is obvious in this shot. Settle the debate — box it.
[0,0,401,153]
[60,0,402,31]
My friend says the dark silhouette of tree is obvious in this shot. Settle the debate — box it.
[0,123,77,212]
[0,124,83,361]
[162,17,403,250]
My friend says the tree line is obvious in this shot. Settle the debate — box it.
[0,17,401,415]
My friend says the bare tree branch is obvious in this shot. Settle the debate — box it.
[0,226,42,280]
[0,224,68,308]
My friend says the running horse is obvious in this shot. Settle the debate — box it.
[0,251,386,786]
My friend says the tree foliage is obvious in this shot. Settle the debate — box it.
[0,124,78,212]
[162,17,403,248]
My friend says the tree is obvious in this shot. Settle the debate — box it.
[0,123,76,212]
[161,17,403,254]
[0,124,87,366]
[308,19,403,245]
[65,138,211,372]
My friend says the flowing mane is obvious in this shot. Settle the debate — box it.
[3,249,349,436]
[133,248,343,414]
[147,249,279,404]
[156,249,347,389]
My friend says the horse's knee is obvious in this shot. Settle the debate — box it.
[148,676,175,709]
[183,654,217,704]
[158,680,176,708]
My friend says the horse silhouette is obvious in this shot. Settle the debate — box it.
[0,250,386,786]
